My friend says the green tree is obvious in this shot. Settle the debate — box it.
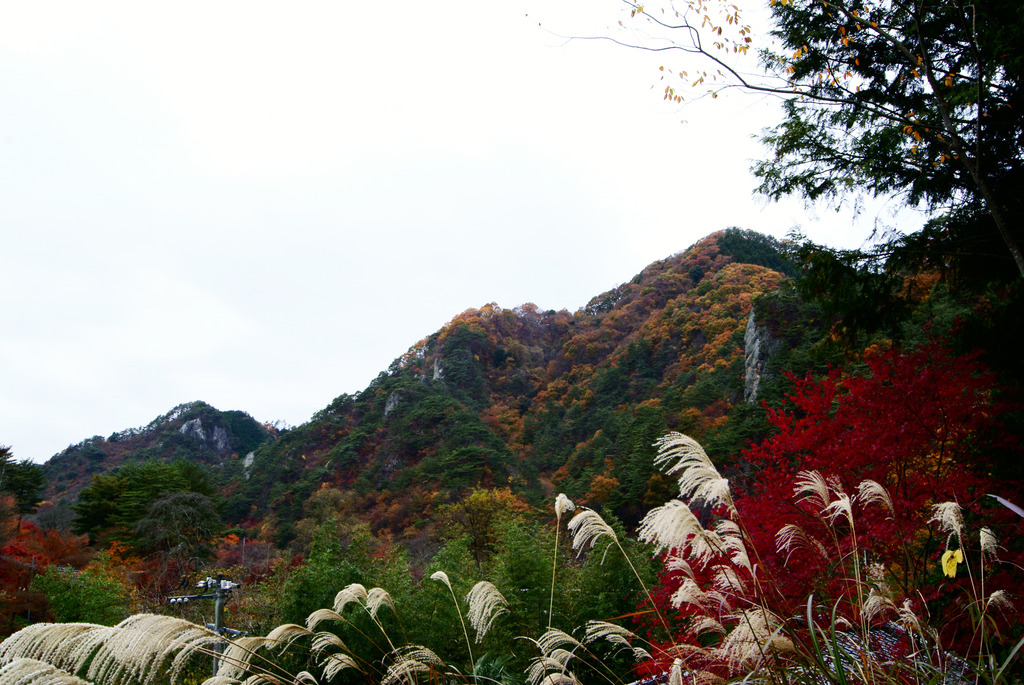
[134,491,222,563]
[606,0,1024,279]
[437,488,530,568]
[278,521,365,625]
[0,446,45,519]
[71,459,217,547]
[30,553,129,625]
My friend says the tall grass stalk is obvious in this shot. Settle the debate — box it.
[549,494,576,631]
[431,571,476,676]
[566,507,676,651]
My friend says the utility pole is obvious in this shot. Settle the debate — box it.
[168,574,243,676]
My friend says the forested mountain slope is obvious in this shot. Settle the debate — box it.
[220,229,815,544]
[43,229,827,547]
[42,402,274,513]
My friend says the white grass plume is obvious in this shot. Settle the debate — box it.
[665,554,695,580]
[714,519,751,573]
[0,658,90,685]
[430,571,452,590]
[549,493,575,630]
[465,581,509,643]
[320,651,360,681]
[670,578,726,612]
[897,599,924,636]
[567,508,617,556]
[305,609,345,632]
[555,493,576,520]
[381,646,444,685]
[638,500,732,568]
[654,433,736,516]
[980,527,1001,563]
[310,632,348,657]
[431,569,475,673]
[719,608,791,670]
[692,671,726,685]
[669,658,684,685]
[794,470,832,513]
[582,621,634,648]
[775,523,827,563]
[986,589,1014,614]
[857,479,894,515]
[214,636,274,680]
[0,623,114,676]
[540,671,581,683]
[537,673,580,685]
[688,616,726,638]
[366,587,396,619]
[526,652,577,685]
[333,584,368,613]
[712,564,748,596]
[687,527,729,568]
[98,614,221,685]
[535,629,581,656]
[823,493,854,528]
[862,590,896,624]
[265,624,314,649]
[929,502,964,545]
[638,499,703,554]
[526,654,566,683]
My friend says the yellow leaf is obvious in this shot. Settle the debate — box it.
[941,549,963,578]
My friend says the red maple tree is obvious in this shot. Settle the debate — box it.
[652,341,1022,659]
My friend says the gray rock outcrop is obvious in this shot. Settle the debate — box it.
[744,307,781,403]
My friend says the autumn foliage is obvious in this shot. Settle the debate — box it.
[653,340,1022,655]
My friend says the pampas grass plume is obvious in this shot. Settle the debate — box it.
[465,581,508,643]
[567,509,617,556]
[857,479,894,515]
[334,584,368,614]
[366,587,396,619]
[980,526,1000,562]
[638,499,702,554]
[0,658,90,685]
[654,433,736,516]
[265,624,314,648]
[582,621,634,648]
[929,502,965,544]
[793,470,832,513]
[535,629,580,656]
[381,646,443,685]
[429,571,451,590]
[555,493,575,520]
[306,609,346,632]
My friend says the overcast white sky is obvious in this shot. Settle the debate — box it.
[0,0,918,464]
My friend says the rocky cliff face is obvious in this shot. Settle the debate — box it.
[42,401,273,507]
[179,418,231,455]
[744,307,781,403]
